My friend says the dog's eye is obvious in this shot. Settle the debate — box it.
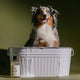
[37,10,43,14]
[40,10,43,14]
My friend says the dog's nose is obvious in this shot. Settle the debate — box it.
[43,14,46,18]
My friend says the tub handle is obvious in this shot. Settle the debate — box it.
[71,48,74,56]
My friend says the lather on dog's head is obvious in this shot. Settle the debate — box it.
[32,5,59,28]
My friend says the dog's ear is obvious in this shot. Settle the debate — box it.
[48,6,59,15]
[32,7,38,15]
[48,6,59,27]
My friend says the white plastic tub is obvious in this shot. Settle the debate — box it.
[8,47,74,77]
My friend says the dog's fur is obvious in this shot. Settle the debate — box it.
[25,6,59,47]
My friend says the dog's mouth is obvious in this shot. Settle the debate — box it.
[40,18,48,23]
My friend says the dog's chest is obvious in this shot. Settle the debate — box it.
[37,24,56,41]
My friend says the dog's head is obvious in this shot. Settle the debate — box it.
[32,6,59,28]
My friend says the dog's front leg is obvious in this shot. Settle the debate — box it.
[38,39,47,47]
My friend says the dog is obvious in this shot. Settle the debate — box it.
[25,6,59,47]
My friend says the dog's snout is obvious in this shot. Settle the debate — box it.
[43,14,46,18]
